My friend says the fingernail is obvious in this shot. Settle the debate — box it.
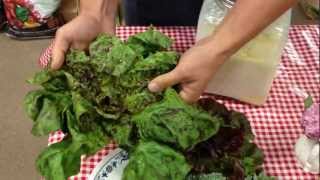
[148,82,161,92]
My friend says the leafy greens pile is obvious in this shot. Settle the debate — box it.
[24,28,273,180]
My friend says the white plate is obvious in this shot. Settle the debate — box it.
[89,148,129,180]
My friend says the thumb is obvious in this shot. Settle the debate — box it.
[51,31,70,70]
[148,70,182,92]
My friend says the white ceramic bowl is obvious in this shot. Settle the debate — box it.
[89,148,129,180]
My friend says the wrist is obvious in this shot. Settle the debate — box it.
[208,33,236,58]
[202,35,233,66]
[100,15,116,34]
[79,0,118,34]
[79,12,115,34]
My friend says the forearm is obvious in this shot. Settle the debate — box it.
[209,0,297,59]
[80,0,119,31]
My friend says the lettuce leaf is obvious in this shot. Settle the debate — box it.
[133,89,221,150]
[24,28,273,180]
[186,98,266,179]
[24,90,72,136]
[122,141,190,180]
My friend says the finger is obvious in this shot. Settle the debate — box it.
[71,42,89,50]
[179,81,205,103]
[51,31,70,70]
[179,89,202,104]
[148,70,182,92]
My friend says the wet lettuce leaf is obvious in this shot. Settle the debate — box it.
[186,172,275,180]
[102,114,137,150]
[122,141,191,180]
[186,172,226,180]
[186,98,267,179]
[24,28,272,180]
[133,88,221,150]
[27,70,71,92]
[66,49,90,64]
[89,34,121,59]
[36,109,107,180]
[124,90,160,113]
[24,90,72,136]
[36,138,84,180]
[127,28,172,56]
[24,28,180,180]
[245,173,276,180]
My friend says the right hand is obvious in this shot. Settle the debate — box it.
[51,14,115,70]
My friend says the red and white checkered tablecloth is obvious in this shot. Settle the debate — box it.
[40,26,320,180]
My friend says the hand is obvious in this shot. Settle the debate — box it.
[51,14,115,70]
[148,37,228,103]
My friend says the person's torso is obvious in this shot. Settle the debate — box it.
[123,0,204,26]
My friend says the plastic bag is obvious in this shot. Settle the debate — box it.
[3,0,63,39]
[295,135,319,174]
[196,0,291,105]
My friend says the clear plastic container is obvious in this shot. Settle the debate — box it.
[196,0,291,105]
[295,135,319,174]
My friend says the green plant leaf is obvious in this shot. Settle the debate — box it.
[304,95,313,109]
[123,141,190,180]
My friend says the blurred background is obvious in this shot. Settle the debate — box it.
[0,0,318,179]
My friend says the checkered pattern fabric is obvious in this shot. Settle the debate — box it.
[43,26,319,180]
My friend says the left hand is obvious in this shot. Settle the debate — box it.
[148,37,229,103]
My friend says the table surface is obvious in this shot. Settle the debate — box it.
[40,25,320,180]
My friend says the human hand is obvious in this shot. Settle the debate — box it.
[51,14,115,70]
[148,37,228,103]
